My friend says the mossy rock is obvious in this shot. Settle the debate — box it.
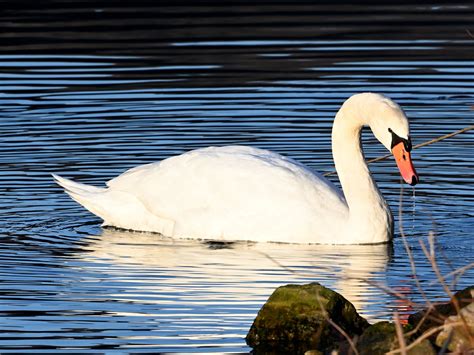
[245,282,369,353]
[408,285,474,341]
[357,321,435,355]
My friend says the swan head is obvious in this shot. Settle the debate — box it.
[364,93,419,186]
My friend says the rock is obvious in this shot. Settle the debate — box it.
[436,301,474,352]
[408,285,474,341]
[409,338,438,355]
[357,322,397,355]
[356,321,436,355]
[245,282,369,353]
[304,350,322,355]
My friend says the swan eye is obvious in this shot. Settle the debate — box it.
[389,128,412,152]
[404,137,412,152]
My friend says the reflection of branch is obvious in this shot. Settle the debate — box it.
[467,29,474,38]
[364,279,417,306]
[256,251,300,275]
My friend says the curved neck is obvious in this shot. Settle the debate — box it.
[331,97,393,241]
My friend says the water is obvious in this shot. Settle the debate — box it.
[1,2,473,352]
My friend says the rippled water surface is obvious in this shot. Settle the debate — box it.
[1,2,473,352]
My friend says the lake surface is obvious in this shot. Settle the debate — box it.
[1,2,473,352]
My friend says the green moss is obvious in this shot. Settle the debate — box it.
[246,283,369,353]
[246,283,472,353]
[357,321,436,355]
[357,322,398,355]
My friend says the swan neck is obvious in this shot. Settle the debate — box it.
[331,99,392,241]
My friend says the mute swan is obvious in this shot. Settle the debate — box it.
[53,92,418,244]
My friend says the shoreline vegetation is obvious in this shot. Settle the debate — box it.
[246,282,473,354]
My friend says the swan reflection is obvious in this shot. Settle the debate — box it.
[80,228,391,320]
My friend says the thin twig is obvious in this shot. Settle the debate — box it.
[419,234,455,301]
[326,317,359,355]
[419,234,474,345]
[257,250,361,353]
[403,304,439,338]
[394,311,407,355]
[427,262,474,287]
[387,323,462,354]
[314,289,359,355]
[362,279,419,307]
[324,125,474,176]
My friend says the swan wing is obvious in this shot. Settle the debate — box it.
[107,146,348,243]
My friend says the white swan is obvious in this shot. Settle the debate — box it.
[53,93,418,244]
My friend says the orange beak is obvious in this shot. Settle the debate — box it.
[392,142,419,186]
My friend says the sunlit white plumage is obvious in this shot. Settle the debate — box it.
[53,92,417,244]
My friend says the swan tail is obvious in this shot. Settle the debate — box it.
[52,173,176,235]
[52,173,109,220]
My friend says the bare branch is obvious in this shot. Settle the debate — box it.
[387,323,462,354]
[393,312,407,355]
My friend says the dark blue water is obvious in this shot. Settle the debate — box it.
[1,2,473,352]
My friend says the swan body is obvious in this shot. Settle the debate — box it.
[53,93,418,244]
